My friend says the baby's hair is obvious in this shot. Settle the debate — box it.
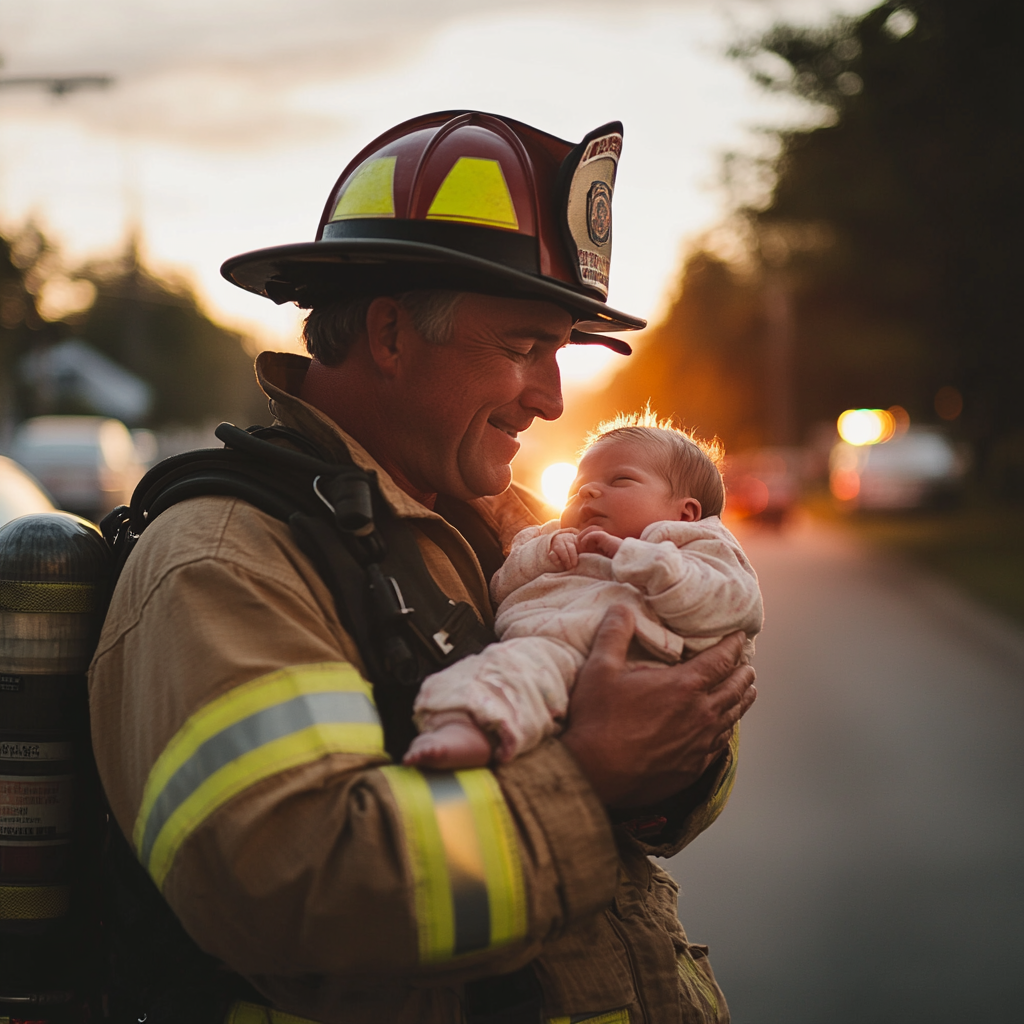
[580,406,726,518]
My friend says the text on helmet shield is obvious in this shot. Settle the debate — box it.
[564,131,621,297]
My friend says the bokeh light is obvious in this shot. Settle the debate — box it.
[888,405,911,435]
[540,462,577,510]
[830,468,861,501]
[837,408,895,446]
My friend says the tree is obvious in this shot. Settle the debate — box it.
[0,226,50,436]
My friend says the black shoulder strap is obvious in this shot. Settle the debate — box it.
[102,421,494,760]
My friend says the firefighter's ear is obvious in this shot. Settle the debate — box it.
[365,296,403,376]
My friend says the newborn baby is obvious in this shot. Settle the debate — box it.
[405,414,763,769]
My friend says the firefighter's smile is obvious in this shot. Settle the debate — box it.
[487,416,521,439]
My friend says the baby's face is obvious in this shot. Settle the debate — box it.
[560,439,691,538]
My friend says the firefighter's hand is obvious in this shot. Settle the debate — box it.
[561,606,756,809]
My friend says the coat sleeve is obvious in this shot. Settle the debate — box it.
[88,500,618,995]
[610,519,764,641]
[489,521,567,606]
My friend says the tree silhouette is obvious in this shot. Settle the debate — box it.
[734,0,1023,478]
[594,0,1023,496]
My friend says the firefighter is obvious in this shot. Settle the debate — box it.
[89,111,756,1024]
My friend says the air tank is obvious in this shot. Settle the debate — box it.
[0,512,111,1020]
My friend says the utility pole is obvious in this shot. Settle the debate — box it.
[0,74,113,97]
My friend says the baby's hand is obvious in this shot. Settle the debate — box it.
[548,530,579,570]
[577,528,623,558]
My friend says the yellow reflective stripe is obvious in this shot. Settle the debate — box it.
[224,1002,268,1024]
[0,580,100,613]
[677,951,720,1018]
[547,1011,631,1024]
[381,766,454,961]
[380,766,528,963]
[701,726,740,831]
[134,663,384,889]
[457,767,527,948]
[136,662,376,844]
[224,1001,323,1024]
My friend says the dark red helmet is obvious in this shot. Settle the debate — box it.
[221,111,645,352]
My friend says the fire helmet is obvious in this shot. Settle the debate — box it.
[221,111,645,353]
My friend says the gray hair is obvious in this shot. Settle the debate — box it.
[301,290,465,365]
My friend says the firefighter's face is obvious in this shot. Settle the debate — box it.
[391,294,569,500]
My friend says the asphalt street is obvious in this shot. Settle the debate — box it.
[666,515,1024,1024]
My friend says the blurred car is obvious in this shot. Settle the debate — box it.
[724,447,804,525]
[0,456,57,528]
[10,416,147,522]
[829,426,967,510]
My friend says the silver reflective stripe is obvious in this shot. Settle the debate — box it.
[138,690,376,866]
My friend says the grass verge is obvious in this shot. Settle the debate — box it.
[805,493,1024,628]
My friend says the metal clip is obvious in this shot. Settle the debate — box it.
[432,629,455,655]
[389,576,414,615]
[313,474,375,537]
[312,474,335,514]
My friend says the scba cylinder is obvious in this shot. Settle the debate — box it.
[0,512,110,1015]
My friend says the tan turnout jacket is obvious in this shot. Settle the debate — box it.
[88,352,738,1024]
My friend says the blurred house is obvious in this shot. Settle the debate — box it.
[19,338,152,423]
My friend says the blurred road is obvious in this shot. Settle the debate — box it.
[667,516,1024,1024]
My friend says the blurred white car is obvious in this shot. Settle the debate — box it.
[10,416,146,522]
[830,427,967,510]
[0,456,56,528]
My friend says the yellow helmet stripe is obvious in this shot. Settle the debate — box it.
[331,156,397,220]
[133,663,385,889]
[426,157,519,230]
[380,765,527,963]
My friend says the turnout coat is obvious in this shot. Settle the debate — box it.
[88,351,739,1024]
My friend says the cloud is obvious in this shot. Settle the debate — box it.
[0,1,875,149]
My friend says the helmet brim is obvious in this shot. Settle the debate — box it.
[220,238,646,336]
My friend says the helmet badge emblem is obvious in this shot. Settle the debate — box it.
[586,181,612,246]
